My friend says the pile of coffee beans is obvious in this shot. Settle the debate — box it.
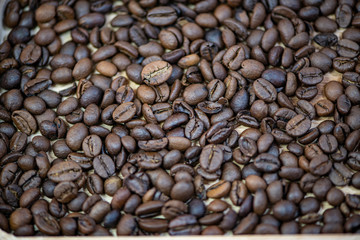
[0,0,360,236]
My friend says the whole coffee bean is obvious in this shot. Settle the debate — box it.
[11,110,37,135]
[54,181,78,203]
[309,154,332,176]
[47,161,82,183]
[262,68,286,87]
[298,67,323,85]
[310,52,332,72]
[286,114,311,137]
[112,102,137,123]
[296,85,318,100]
[200,144,223,173]
[253,78,277,103]
[136,152,162,170]
[240,59,265,80]
[315,16,338,33]
[273,200,297,221]
[333,57,356,73]
[318,134,338,153]
[34,212,60,235]
[315,99,335,117]
[324,81,344,102]
[147,6,177,26]
[346,194,360,210]
[93,154,115,178]
[337,39,359,58]
[254,153,281,173]
[141,60,172,86]
[82,135,102,157]
[329,163,353,186]
[233,212,258,234]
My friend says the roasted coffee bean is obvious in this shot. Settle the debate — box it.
[318,134,338,153]
[93,154,115,178]
[112,102,137,123]
[285,114,311,137]
[253,78,277,103]
[333,57,356,73]
[141,60,172,86]
[200,144,223,173]
[54,181,78,204]
[337,39,359,58]
[298,67,323,86]
[47,161,82,183]
[315,99,335,117]
[147,6,177,26]
[314,33,338,47]
[329,163,353,186]
[34,212,60,236]
[254,153,281,173]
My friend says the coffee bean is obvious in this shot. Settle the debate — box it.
[141,61,173,86]
[147,6,177,26]
[329,163,353,186]
[54,181,78,204]
[298,67,323,86]
[346,194,360,210]
[273,200,297,221]
[253,78,277,103]
[11,110,37,135]
[315,99,335,117]
[254,153,281,173]
[34,212,60,236]
[200,144,223,173]
[112,102,137,123]
[82,134,102,157]
[286,114,311,137]
[93,154,116,178]
[333,57,356,73]
[47,161,82,183]
[234,212,258,234]
[337,39,359,58]
[296,85,318,100]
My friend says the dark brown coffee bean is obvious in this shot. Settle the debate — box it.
[337,39,359,58]
[112,102,136,124]
[11,110,37,135]
[296,85,318,100]
[273,200,297,221]
[309,154,332,176]
[315,99,335,117]
[286,114,311,137]
[318,134,338,153]
[254,153,281,173]
[333,57,356,73]
[346,194,360,210]
[47,161,82,183]
[329,162,353,186]
[93,154,115,178]
[34,212,60,236]
[239,137,257,157]
[54,181,78,204]
[253,78,277,103]
[233,212,258,234]
[298,67,323,86]
[147,6,177,26]
[140,60,172,86]
[200,144,223,173]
